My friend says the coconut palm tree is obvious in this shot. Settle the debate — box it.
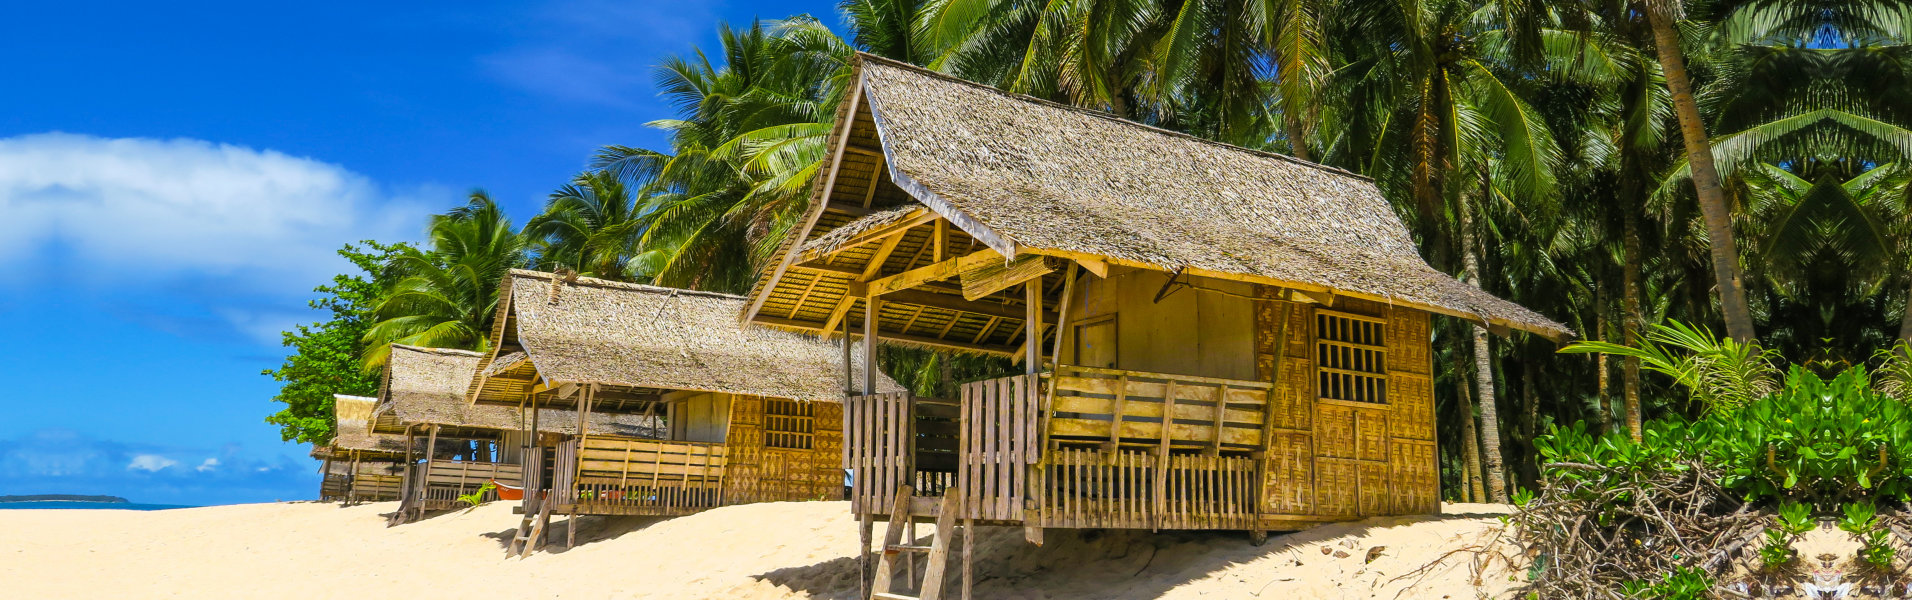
[360,192,528,370]
[525,171,651,282]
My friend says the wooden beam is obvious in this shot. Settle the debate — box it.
[789,263,863,277]
[884,288,1058,323]
[1074,257,1109,278]
[754,315,1019,356]
[1023,280,1041,373]
[866,249,1003,296]
[859,231,908,280]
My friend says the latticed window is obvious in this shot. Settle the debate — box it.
[1315,311,1388,404]
[764,399,816,450]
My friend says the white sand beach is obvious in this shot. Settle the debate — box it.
[1,501,1522,599]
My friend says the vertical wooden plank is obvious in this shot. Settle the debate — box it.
[1209,384,1228,456]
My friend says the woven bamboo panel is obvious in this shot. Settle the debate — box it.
[1355,410,1389,462]
[1385,309,1433,375]
[1357,462,1392,514]
[1389,441,1440,513]
[1389,373,1435,441]
[1314,460,1359,517]
[731,395,765,426]
[1315,404,1357,459]
[1263,431,1315,514]
[1271,357,1314,429]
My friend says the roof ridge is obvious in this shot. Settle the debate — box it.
[506,269,747,301]
[851,52,1374,183]
[388,344,485,358]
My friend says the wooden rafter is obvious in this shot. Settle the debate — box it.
[866,248,1003,296]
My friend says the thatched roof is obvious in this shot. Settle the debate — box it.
[746,54,1568,342]
[377,345,657,437]
[329,394,407,454]
[471,270,899,405]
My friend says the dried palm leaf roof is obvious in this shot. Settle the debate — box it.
[747,54,1568,342]
[377,345,655,437]
[329,394,406,454]
[471,270,898,405]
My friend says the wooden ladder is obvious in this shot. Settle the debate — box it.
[507,494,553,558]
[869,488,969,600]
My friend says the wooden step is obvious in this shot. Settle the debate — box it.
[885,544,932,554]
[872,593,918,600]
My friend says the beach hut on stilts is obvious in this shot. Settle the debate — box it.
[739,54,1573,600]
[313,394,407,504]
[374,344,659,524]
[465,270,901,555]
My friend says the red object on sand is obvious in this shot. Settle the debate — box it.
[492,479,524,501]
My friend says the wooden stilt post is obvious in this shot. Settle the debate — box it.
[570,384,592,549]
[859,512,874,600]
[1023,278,1045,545]
[962,517,974,600]
[419,424,439,520]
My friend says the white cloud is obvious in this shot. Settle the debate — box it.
[127,454,178,472]
[0,133,429,290]
[196,458,220,472]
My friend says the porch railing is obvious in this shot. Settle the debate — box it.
[553,437,728,514]
[847,367,1277,529]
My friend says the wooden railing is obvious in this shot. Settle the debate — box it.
[411,459,523,509]
[1046,365,1273,452]
[351,474,403,502]
[959,374,1041,521]
[553,437,728,515]
[845,392,964,515]
[1040,446,1258,530]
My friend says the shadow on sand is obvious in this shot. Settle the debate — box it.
[748,512,1496,600]
[478,513,677,554]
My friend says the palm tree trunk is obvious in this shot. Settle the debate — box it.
[1645,5,1756,344]
[1285,111,1311,162]
[1899,278,1912,344]
[1595,295,1612,435]
[1623,209,1646,441]
[1459,208,1509,503]
[1456,371,1484,503]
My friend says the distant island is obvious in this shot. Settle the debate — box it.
[0,494,130,504]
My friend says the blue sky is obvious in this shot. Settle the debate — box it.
[0,0,835,505]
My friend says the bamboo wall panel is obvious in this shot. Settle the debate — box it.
[1384,308,1439,514]
[320,474,348,501]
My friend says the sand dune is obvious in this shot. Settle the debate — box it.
[1,501,1522,599]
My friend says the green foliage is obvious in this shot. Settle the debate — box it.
[1561,320,1780,412]
[1838,502,1896,568]
[362,192,528,371]
[1756,502,1814,568]
[1618,567,1714,600]
[263,242,409,445]
[456,481,497,508]
[1539,366,1912,509]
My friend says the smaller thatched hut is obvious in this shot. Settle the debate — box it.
[374,345,656,522]
[312,394,407,503]
[466,270,900,546]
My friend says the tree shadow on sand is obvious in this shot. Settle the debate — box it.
[746,512,1504,600]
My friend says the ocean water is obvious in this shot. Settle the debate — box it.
[0,502,195,510]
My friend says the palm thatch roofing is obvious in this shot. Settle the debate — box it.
[329,394,407,455]
[376,345,657,438]
[743,53,1569,349]
[468,270,899,409]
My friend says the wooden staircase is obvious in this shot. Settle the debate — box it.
[507,494,553,558]
[866,487,970,600]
